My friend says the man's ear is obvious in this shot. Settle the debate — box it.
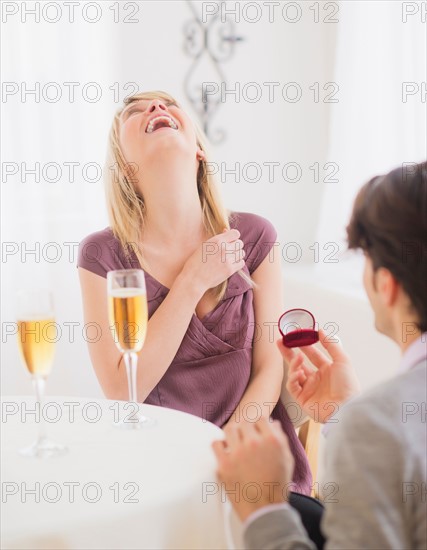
[376,267,399,307]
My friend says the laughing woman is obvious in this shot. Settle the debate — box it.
[77,91,312,494]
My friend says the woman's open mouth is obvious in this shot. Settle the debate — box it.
[145,115,179,134]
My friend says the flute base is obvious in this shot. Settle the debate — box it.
[20,438,68,459]
[114,412,156,430]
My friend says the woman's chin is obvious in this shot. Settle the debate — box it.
[143,136,194,159]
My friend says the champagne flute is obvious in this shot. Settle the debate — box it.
[107,269,154,428]
[16,290,67,458]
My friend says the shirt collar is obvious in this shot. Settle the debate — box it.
[398,332,427,374]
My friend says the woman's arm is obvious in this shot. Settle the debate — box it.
[78,229,244,401]
[224,248,284,427]
[79,267,204,401]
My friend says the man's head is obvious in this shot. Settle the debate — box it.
[347,162,427,344]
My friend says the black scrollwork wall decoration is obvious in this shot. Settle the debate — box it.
[183,1,244,143]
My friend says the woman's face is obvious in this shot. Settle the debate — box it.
[118,97,200,173]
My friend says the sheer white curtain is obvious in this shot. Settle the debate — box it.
[1,1,201,396]
[315,0,427,290]
[1,9,118,395]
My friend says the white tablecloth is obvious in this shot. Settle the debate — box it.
[1,396,235,549]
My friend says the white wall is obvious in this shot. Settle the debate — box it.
[1,1,418,398]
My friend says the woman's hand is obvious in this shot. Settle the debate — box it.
[181,229,245,295]
[278,329,361,423]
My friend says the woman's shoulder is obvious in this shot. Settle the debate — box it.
[77,227,136,278]
[78,227,120,261]
[229,211,277,243]
[228,211,278,274]
[79,227,118,249]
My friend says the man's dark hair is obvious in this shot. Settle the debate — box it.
[347,162,427,332]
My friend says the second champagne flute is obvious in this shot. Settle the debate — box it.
[107,269,154,428]
[17,289,67,457]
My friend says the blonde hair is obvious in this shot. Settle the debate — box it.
[104,90,252,302]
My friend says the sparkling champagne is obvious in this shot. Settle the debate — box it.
[17,319,56,376]
[108,289,148,352]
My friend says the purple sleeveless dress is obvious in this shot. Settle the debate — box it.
[78,211,312,494]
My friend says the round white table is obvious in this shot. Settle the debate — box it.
[1,396,235,549]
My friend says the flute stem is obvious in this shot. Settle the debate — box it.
[124,351,138,424]
[33,375,47,445]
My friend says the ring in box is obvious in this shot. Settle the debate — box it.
[278,308,319,348]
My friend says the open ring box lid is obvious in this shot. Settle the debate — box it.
[278,308,319,348]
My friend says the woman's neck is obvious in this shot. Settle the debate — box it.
[140,159,207,249]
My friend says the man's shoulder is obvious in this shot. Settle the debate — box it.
[343,361,425,415]
[332,361,426,442]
